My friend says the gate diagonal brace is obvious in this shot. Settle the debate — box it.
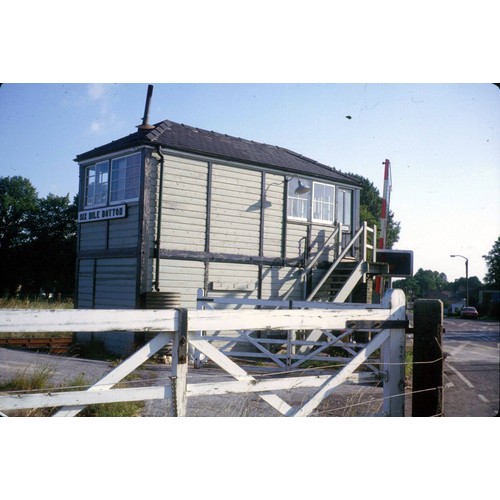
[346,320,409,330]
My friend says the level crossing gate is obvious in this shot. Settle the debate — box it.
[0,289,407,417]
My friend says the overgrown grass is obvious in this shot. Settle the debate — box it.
[0,363,56,392]
[0,296,74,341]
[0,296,74,309]
[65,373,144,417]
[405,347,413,385]
[0,365,144,417]
[0,363,58,416]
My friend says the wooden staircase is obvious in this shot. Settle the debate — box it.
[283,221,378,304]
[312,261,360,302]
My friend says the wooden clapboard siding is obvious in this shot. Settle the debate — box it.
[79,204,141,251]
[76,257,138,355]
[108,204,141,248]
[94,258,137,354]
[79,220,107,250]
[206,262,260,351]
[309,224,337,263]
[210,164,261,255]
[208,262,259,307]
[94,258,137,309]
[286,221,308,259]
[92,331,136,356]
[263,173,284,258]
[77,259,94,308]
[161,156,208,252]
[261,266,303,300]
[157,259,205,309]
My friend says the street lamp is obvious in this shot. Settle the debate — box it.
[450,254,469,307]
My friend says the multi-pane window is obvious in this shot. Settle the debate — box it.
[336,188,352,229]
[110,153,141,203]
[312,182,335,223]
[83,152,141,208]
[287,178,353,227]
[287,177,311,220]
[84,161,109,207]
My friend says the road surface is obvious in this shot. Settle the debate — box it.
[443,318,499,417]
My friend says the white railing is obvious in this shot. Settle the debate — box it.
[0,289,406,417]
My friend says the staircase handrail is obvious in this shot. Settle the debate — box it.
[281,223,342,301]
[306,221,371,301]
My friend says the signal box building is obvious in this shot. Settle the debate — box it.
[75,117,373,354]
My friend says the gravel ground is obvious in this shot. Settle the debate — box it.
[0,347,391,417]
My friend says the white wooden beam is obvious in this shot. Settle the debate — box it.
[0,385,172,411]
[291,329,390,417]
[190,338,293,416]
[0,306,394,335]
[187,372,377,397]
[52,332,172,417]
[0,309,177,333]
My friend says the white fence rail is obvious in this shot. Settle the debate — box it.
[195,288,389,371]
[0,289,406,417]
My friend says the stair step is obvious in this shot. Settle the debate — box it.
[312,260,363,301]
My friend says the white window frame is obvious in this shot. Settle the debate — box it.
[287,178,338,225]
[109,152,141,204]
[312,182,335,224]
[287,178,311,221]
[83,161,109,209]
[336,188,352,230]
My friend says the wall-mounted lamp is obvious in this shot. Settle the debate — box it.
[247,174,312,211]
[295,179,311,195]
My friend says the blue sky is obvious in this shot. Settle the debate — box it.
[1,83,498,282]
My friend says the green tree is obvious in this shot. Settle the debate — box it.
[483,236,500,286]
[0,177,39,295]
[0,176,38,249]
[348,173,400,248]
[394,268,448,299]
[414,268,448,297]
[445,276,483,306]
[393,276,420,298]
[26,194,78,294]
[0,176,78,296]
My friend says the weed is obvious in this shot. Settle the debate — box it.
[405,348,413,385]
[0,363,56,392]
[0,363,58,416]
[74,372,145,417]
[0,297,74,310]
[0,367,144,417]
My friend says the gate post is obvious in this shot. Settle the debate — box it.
[381,289,406,416]
[172,308,189,417]
[412,300,444,417]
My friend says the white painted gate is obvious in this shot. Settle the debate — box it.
[0,289,406,417]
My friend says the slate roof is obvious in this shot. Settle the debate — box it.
[75,119,360,187]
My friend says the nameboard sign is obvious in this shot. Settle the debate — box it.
[78,205,127,224]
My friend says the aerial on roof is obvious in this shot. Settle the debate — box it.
[76,119,360,186]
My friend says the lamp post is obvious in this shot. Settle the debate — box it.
[450,254,469,307]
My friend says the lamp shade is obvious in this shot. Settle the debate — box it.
[295,180,311,195]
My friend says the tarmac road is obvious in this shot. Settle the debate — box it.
[443,318,499,417]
